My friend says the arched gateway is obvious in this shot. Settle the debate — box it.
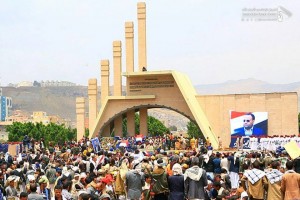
[91,70,218,148]
[76,2,298,149]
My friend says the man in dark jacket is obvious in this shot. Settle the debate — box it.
[168,163,184,200]
[23,135,30,150]
[213,153,222,174]
[294,157,300,173]
[204,155,215,181]
[184,157,208,199]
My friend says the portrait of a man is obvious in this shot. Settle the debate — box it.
[231,113,265,137]
[91,138,101,153]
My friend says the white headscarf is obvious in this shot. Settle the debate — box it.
[172,163,183,175]
[28,175,35,181]
[4,152,9,162]
[131,160,143,175]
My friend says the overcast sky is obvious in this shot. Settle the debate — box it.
[0,0,299,86]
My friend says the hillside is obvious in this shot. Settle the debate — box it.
[2,78,299,130]
[2,86,88,122]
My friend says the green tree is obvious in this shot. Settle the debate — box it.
[147,116,169,136]
[122,113,169,136]
[6,122,76,146]
[121,113,140,136]
[187,121,204,139]
[85,128,89,138]
[135,113,140,134]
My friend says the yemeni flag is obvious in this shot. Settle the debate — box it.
[135,134,144,142]
[119,140,129,147]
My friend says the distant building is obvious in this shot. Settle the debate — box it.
[5,110,30,123]
[7,83,17,87]
[0,95,12,121]
[49,115,71,127]
[17,81,33,87]
[31,111,50,124]
[31,111,71,127]
[4,109,71,127]
[8,80,77,88]
[40,80,77,87]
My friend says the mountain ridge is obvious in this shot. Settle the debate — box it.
[195,78,300,95]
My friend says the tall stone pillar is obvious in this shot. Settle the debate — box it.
[76,97,85,141]
[125,21,135,136]
[139,108,148,135]
[125,22,134,73]
[114,117,123,137]
[101,60,110,136]
[102,125,111,137]
[127,110,136,136]
[101,60,110,105]
[113,41,122,96]
[137,2,147,71]
[138,2,148,136]
[113,41,123,136]
[88,79,97,133]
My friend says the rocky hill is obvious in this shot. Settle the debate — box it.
[2,78,299,130]
[2,86,88,122]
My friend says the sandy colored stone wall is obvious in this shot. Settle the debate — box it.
[126,74,195,119]
[197,92,298,147]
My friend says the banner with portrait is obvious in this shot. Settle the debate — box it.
[229,111,268,148]
[91,137,101,153]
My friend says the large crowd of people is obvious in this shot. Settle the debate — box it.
[0,134,300,200]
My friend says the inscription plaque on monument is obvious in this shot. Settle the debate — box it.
[129,80,175,92]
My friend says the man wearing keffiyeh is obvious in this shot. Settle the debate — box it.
[241,160,267,200]
[265,161,283,200]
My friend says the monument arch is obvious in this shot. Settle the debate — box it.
[76,2,298,148]
[95,102,198,135]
